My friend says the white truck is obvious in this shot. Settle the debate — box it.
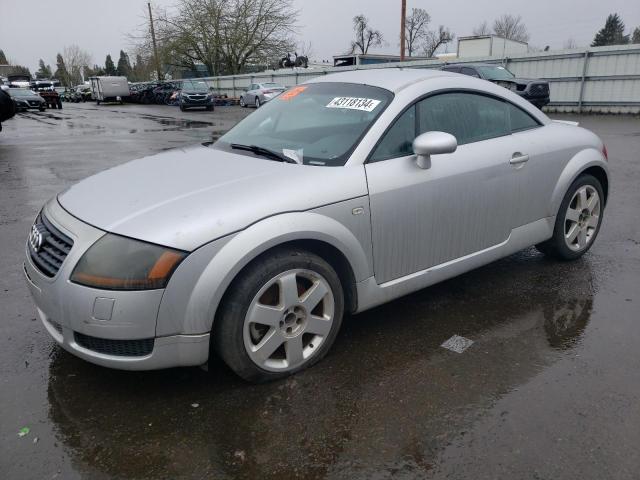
[89,76,129,104]
[457,35,528,59]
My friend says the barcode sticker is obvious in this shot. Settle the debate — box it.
[326,97,381,112]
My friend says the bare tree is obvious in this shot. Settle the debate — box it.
[473,21,491,36]
[493,14,530,42]
[221,0,298,73]
[131,0,297,76]
[563,38,579,49]
[350,14,384,54]
[62,45,92,86]
[423,26,454,57]
[404,8,431,57]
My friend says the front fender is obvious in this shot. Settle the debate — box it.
[549,147,609,217]
[156,208,372,336]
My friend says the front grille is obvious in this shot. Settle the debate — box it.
[74,332,154,357]
[28,213,74,277]
[529,83,549,97]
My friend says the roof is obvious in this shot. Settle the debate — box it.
[306,68,456,93]
[457,35,528,45]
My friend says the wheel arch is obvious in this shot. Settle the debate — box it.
[549,148,610,216]
[156,211,370,337]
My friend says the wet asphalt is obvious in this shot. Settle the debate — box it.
[1,103,639,479]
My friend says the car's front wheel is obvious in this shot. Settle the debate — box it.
[214,248,344,382]
[239,96,246,107]
[536,174,604,260]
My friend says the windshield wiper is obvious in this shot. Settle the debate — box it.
[230,143,298,164]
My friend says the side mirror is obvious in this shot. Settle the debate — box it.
[412,131,457,169]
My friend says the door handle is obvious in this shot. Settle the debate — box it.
[510,152,529,165]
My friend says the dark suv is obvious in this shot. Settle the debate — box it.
[441,63,550,109]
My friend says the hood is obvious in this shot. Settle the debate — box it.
[14,94,44,101]
[58,145,367,251]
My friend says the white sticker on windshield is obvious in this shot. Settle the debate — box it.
[326,97,381,112]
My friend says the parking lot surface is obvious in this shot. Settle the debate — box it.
[1,103,639,479]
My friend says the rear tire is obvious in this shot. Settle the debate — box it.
[214,248,344,383]
[536,174,604,260]
[255,97,260,108]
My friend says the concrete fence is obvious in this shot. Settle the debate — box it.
[196,44,640,114]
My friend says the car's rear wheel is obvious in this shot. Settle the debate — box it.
[214,248,344,382]
[255,97,260,108]
[536,174,604,260]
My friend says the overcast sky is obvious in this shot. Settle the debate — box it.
[1,0,639,72]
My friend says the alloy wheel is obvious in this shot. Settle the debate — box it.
[243,269,335,372]
[564,185,601,251]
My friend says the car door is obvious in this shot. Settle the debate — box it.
[364,91,522,284]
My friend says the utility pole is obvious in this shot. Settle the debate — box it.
[148,2,162,81]
[400,0,407,61]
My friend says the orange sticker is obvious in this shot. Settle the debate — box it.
[279,86,307,100]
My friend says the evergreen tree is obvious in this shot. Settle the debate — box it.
[632,27,640,44]
[104,54,117,75]
[592,13,629,46]
[54,53,70,86]
[116,50,132,78]
[0,49,7,64]
[9,65,31,77]
[35,59,53,79]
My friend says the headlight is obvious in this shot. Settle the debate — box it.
[70,234,187,290]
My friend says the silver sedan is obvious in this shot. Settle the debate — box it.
[239,82,286,108]
[24,69,608,382]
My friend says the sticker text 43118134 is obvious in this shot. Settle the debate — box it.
[326,97,381,112]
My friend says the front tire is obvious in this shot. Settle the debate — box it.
[239,96,246,107]
[536,174,604,260]
[214,248,344,383]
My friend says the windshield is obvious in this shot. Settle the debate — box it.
[477,65,515,81]
[215,82,393,166]
[182,80,209,92]
[10,89,36,97]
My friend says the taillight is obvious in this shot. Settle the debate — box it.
[262,89,275,94]
[602,144,608,161]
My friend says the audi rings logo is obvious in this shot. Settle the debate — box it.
[29,224,46,253]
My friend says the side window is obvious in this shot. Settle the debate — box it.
[461,67,480,78]
[370,105,416,162]
[417,92,509,145]
[509,103,541,132]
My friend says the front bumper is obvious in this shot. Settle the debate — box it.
[181,95,213,107]
[23,199,210,370]
[15,101,44,110]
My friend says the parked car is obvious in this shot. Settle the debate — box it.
[24,69,608,382]
[441,63,550,109]
[9,88,46,111]
[0,87,16,131]
[152,82,180,105]
[31,81,63,109]
[240,82,286,108]
[179,80,214,111]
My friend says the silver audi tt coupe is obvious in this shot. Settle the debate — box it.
[24,69,609,382]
